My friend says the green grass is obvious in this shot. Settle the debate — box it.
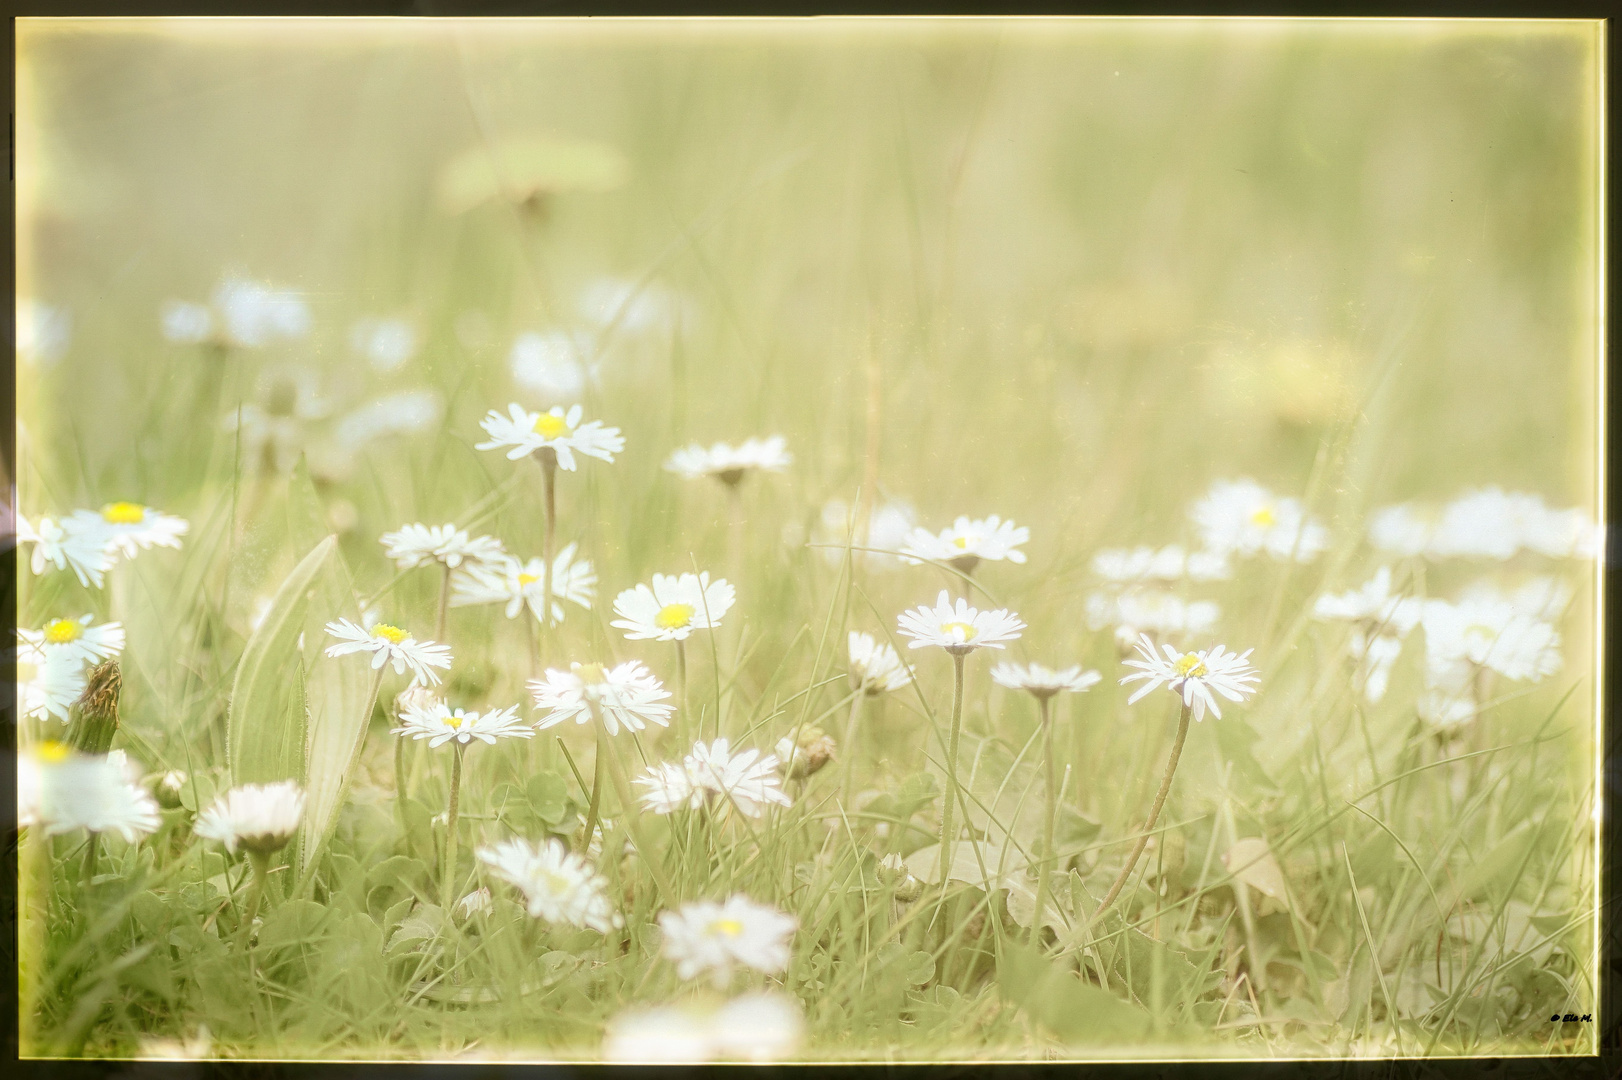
[14,17,1601,1061]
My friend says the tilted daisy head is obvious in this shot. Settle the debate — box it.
[477,836,622,933]
[1119,634,1260,722]
[848,631,913,694]
[664,436,793,485]
[392,700,533,748]
[657,894,797,988]
[682,738,793,818]
[323,617,453,686]
[474,402,625,471]
[900,515,1029,572]
[991,661,1102,700]
[530,660,675,736]
[611,572,735,641]
[380,522,506,571]
[896,591,1025,655]
[194,780,305,856]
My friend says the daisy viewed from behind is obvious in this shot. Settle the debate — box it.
[323,618,453,686]
[380,523,506,571]
[901,514,1029,572]
[474,402,625,470]
[658,895,797,987]
[393,701,532,748]
[193,781,306,856]
[530,660,674,736]
[991,661,1102,699]
[848,631,913,694]
[1190,479,1326,562]
[1120,634,1260,722]
[612,572,735,641]
[664,436,793,485]
[896,591,1025,655]
[477,836,622,933]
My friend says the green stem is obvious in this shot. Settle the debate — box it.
[436,562,452,643]
[539,448,558,673]
[841,691,865,808]
[935,652,967,908]
[237,851,270,951]
[442,743,466,911]
[1032,693,1057,948]
[81,832,99,888]
[675,639,689,737]
[581,736,607,858]
[1088,699,1192,928]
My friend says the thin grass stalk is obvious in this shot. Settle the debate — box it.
[841,690,865,807]
[1089,699,1192,928]
[1032,693,1057,947]
[537,448,558,673]
[442,743,466,911]
[581,738,607,857]
[934,652,967,915]
[436,562,451,642]
[595,717,678,904]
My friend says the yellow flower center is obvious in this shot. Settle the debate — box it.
[709,918,745,937]
[101,502,146,525]
[445,712,464,729]
[1463,624,1498,649]
[572,662,608,684]
[372,624,408,645]
[941,621,978,643]
[952,536,971,550]
[518,573,540,587]
[1249,506,1277,528]
[36,740,72,763]
[1174,653,1208,678]
[44,619,83,644]
[543,870,574,896]
[532,413,571,439]
[656,603,695,630]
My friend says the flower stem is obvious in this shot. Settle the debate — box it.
[597,722,677,904]
[675,639,689,735]
[237,851,270,951]
[935,653,967,900]
[1032,693,1057,947]
[841,691,865,808]
[441,743,466,911]
[81,832,98,887]
[1088,700,1192,928]
[726,482,745,591]
[436,562,452,643]
[539,448,558,672]
[581,735,607,858]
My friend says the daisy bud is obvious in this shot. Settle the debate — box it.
[67,660,121,756]
[893,872,924,904]
[155,770,189,810]
[775,726,837,780]
[455,887,492,922]
[876,852,906,886]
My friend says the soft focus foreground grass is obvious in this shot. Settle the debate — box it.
[14,19,1601,1060]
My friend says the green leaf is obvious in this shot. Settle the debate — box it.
[257,899,331,951]
[894,772,941,818]
[999,943,1153,1044]
[904,840,1027,889]
[527,772,570,825]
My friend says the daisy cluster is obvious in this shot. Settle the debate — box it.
[17,614,126,724]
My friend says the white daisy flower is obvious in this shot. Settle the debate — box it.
[683,738,793,818]
[848,631,913,694]
[474,402,625,470]
[1458,576,1574,623]
[664,436,793,484]
[477,836,623,933]
[333,390,444,450]
[213,277,310,348]
[380,523,506,571]
[509,331,591,401]
[161,300,215,344]
[1313,567,1423,704]
[454,886,493,921]
[1368,502,1439,559]
[1191,479,1327,562]
[1348,631,1407,704]
[611,572,735,641]
[20,743,161,842]
[896,591,1025,655]
[1084,590,1221,647]
[1418,687,1480,732]
[1429,488,1547,560]
[991,661,1102,699]
[812,498,918,569]
[709,992,806,1063]
[16,514,114,588]
[900,515,1029,571]
[350,317,417,372]
[450,544,597,626]
[1091,544,1231,583]
[194,781,306,855]
[635,761,704,815]
[602,1004,720,1065]
[1420,597,1562,686]
[16,638,88,723]
[62,503,189,561]
[530,660,675,736]
[1119,634,1260,722]
[322,618,453,687]
[19,615,126,667]
[658,894,797,987]
[392,701,533,748]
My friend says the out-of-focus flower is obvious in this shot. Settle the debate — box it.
[1190,479,1326,563]
[1091,544,1232,584]
[61,503,188,562]
[334,390,444,449]
[665,437,793,485]
[137,1025,212,1061]
[194,781,305,855]
[15,514,114,588]
[21,742,160,841]
[579,277,685,334]
[213,277,310,348]
[658,895,797,987]
[323,618,453,686]
[18,615,125,668]
[350,317,417,372]
[991,661,1102,700]
[1421,596,1562,687]
[18,299,71,364]
[812,498,917,570]
[1313,567,1423,703]
[16,639,89,724]
[477,836,623,933]
[1085,590,1220,648]
[901,515,1029,573]
[510,331,590,400]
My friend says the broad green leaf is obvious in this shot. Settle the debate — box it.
[999,942,1153,1044]
[527,772,570,825]
[905,841,1027,889]
[257,899,331,951]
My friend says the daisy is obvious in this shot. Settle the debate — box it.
[1091,544,1232,584]
[812,498,917,569]
[1120,634,1260,722]
[1368,503,1439,559]
[896,591,1025,655]
[664,436,793,485]
[1085,590,1221,648]
[683,738,793,818]
[1521,505,1601,559]
[658,895,797,987]
[509,331,591,400]
[323,618,453,686]
[603,993,804,1065]
[1430,488,1549,561]
[392,701,532,748]
[1190,479,1327,562]
[350,317,417,372]
[451,544,597,626]
[1459,576,1573,622]
[194,781,306,855]
[991,661,1102,699]
[161,300,215,344]
[19,615,125,667]
[477,836,623,933]
[611,572,735,641]
[213,277,311,348]
[333,390,444,450]
[635,761,704,815]
[1313,567,1423,704]
[1420,597,1562,686]
[155,770,189,810]
[848,631,913,694]
[20,743,161,842]
[381,523,506,571]
[16,637,88,723]
[474,402,625,470]
[530,660,675,736]
[16,514,114,588]
[901,515,1029,572]
[63,503,189,561]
